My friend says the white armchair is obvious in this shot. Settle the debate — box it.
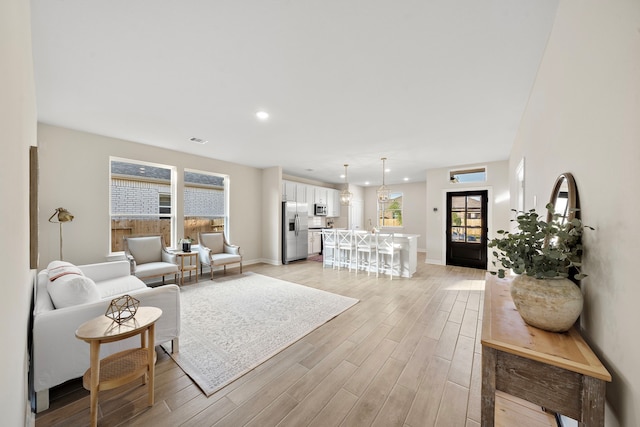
[123,235,179,284]
[197,232,242,279]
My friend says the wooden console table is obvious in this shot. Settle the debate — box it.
[481,274,611,426]
[75,306,162,427]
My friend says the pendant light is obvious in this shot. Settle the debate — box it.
[340,164,353,206]
[377,157,390,204]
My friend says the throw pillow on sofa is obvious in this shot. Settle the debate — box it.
[47,261,100,309]
[47,260,84,281]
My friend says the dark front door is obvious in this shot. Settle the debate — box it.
[446,190,488,270]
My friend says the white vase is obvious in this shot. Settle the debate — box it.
[510,275,584,333]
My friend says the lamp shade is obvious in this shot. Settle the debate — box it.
[377,157,390,203]
[49,207,74,223]
[48,207,74,261]
[340,164,352,206]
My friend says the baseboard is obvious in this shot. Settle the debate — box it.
[425,258,444,265]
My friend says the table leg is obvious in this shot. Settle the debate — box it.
[481,346,497,427]
[180,256,185,286]
[580,375,606,426]
[148,323,156,406]
[89,340,101,427]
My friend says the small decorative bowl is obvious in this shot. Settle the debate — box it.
[105,294,140,324]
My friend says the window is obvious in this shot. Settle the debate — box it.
[450,194,483,244]
[378,192,403,227]
[110,158,175,252]
[159,193,171,217]
[450,167,486,184]
[183,169,228,241]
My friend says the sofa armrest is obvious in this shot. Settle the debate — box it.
[224,244,240,255]
[125,254,136,275]
[79,260,132,282]
[33,284,180,395]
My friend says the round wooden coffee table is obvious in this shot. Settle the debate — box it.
[75,306,162,427]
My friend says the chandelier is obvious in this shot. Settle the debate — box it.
[377,157,390,204]
[340,164,352,206]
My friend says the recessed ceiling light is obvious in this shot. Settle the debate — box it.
[256,111,269,121]
[404,177,409,181]
[365,181,370,185]
[189,137,208,145]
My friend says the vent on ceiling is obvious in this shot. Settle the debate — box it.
[189,137,208,145]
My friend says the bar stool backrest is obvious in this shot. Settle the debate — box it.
[376,233,395,254]
[322,229,337,248]
[355,230,375,249]
[337,229,354,248]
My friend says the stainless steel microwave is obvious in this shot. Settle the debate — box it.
[314,204,327,216]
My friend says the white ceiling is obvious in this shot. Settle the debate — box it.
[30,0,558,186]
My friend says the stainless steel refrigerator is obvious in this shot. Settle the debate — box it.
[282,201,308,264]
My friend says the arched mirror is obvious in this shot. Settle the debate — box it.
[547,173,579,224]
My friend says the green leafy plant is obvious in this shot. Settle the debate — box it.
[488,203,592,280]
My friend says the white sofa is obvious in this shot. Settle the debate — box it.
[33,260,181,412]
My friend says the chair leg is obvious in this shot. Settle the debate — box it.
[240,262,243,273]
[210,265,214,280]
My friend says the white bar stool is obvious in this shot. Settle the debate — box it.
[355,230,377,275]
[376,233,400,280]
[321,229,337,269]
[336,230,356,271]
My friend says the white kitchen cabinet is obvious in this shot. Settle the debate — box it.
[314,187,328,205]
[308,231,322,254]
[296,184,307,204]
[283,180,338,217]
[306,186,315,216]
[328,189,341,217]
[283,181,297,201]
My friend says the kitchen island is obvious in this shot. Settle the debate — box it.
[324,231,420,278]
[383,233,420,278]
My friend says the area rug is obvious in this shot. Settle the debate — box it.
[162,272,358,396]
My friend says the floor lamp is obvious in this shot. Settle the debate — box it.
[48,207,74,260]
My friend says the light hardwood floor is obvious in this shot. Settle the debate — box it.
[35,253,556,427]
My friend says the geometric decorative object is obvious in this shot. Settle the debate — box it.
[339,163,353,206]
[104,294,140,324]
[48,207,74,261]
[376,157,390,204]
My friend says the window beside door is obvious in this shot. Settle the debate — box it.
[449,167,486,184]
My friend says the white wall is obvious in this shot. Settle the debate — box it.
[425,160,510,265]
[262,166,282,264]
[37,124,264,268]
[0,0,37,424]
[510,1,640,425]
[363,181,427,251]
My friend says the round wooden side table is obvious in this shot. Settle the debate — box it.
[75,306,162,427]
